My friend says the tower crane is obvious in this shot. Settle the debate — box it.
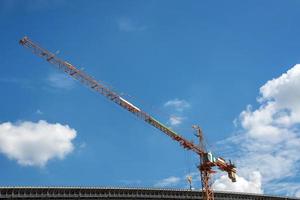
[19,36,236,200]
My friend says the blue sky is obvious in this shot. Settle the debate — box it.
[1,0,300,197]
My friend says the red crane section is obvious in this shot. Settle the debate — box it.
[19,36,203,155]
[19,36,236,200]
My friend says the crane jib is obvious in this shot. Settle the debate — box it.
[19,36,204,155]
[19,36,237,200]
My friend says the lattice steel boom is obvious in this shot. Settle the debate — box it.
[19,36,237,200]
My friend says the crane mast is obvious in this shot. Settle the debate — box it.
[19,36,236,200]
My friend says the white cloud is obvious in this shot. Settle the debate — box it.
[164,99,190,112]
[154,173,200,189]
[214,64,300,197]
[164,99,190,126]
[117,17,146,32]
[0,77,33,89]
[47,72,75,90]
[0,120,76,167]
[154,176,181,187]
[267,182,300,198]
[79,142,86,149]
[169,115,184,126]
[36,109,43,115]
[213,171,263,194]
[295,190,300,197]
[119,179,142,186]
[0,77,21,84]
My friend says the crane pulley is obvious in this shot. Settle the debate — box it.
[19,36,236,200]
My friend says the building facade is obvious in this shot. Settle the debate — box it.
[0,187,298,200]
